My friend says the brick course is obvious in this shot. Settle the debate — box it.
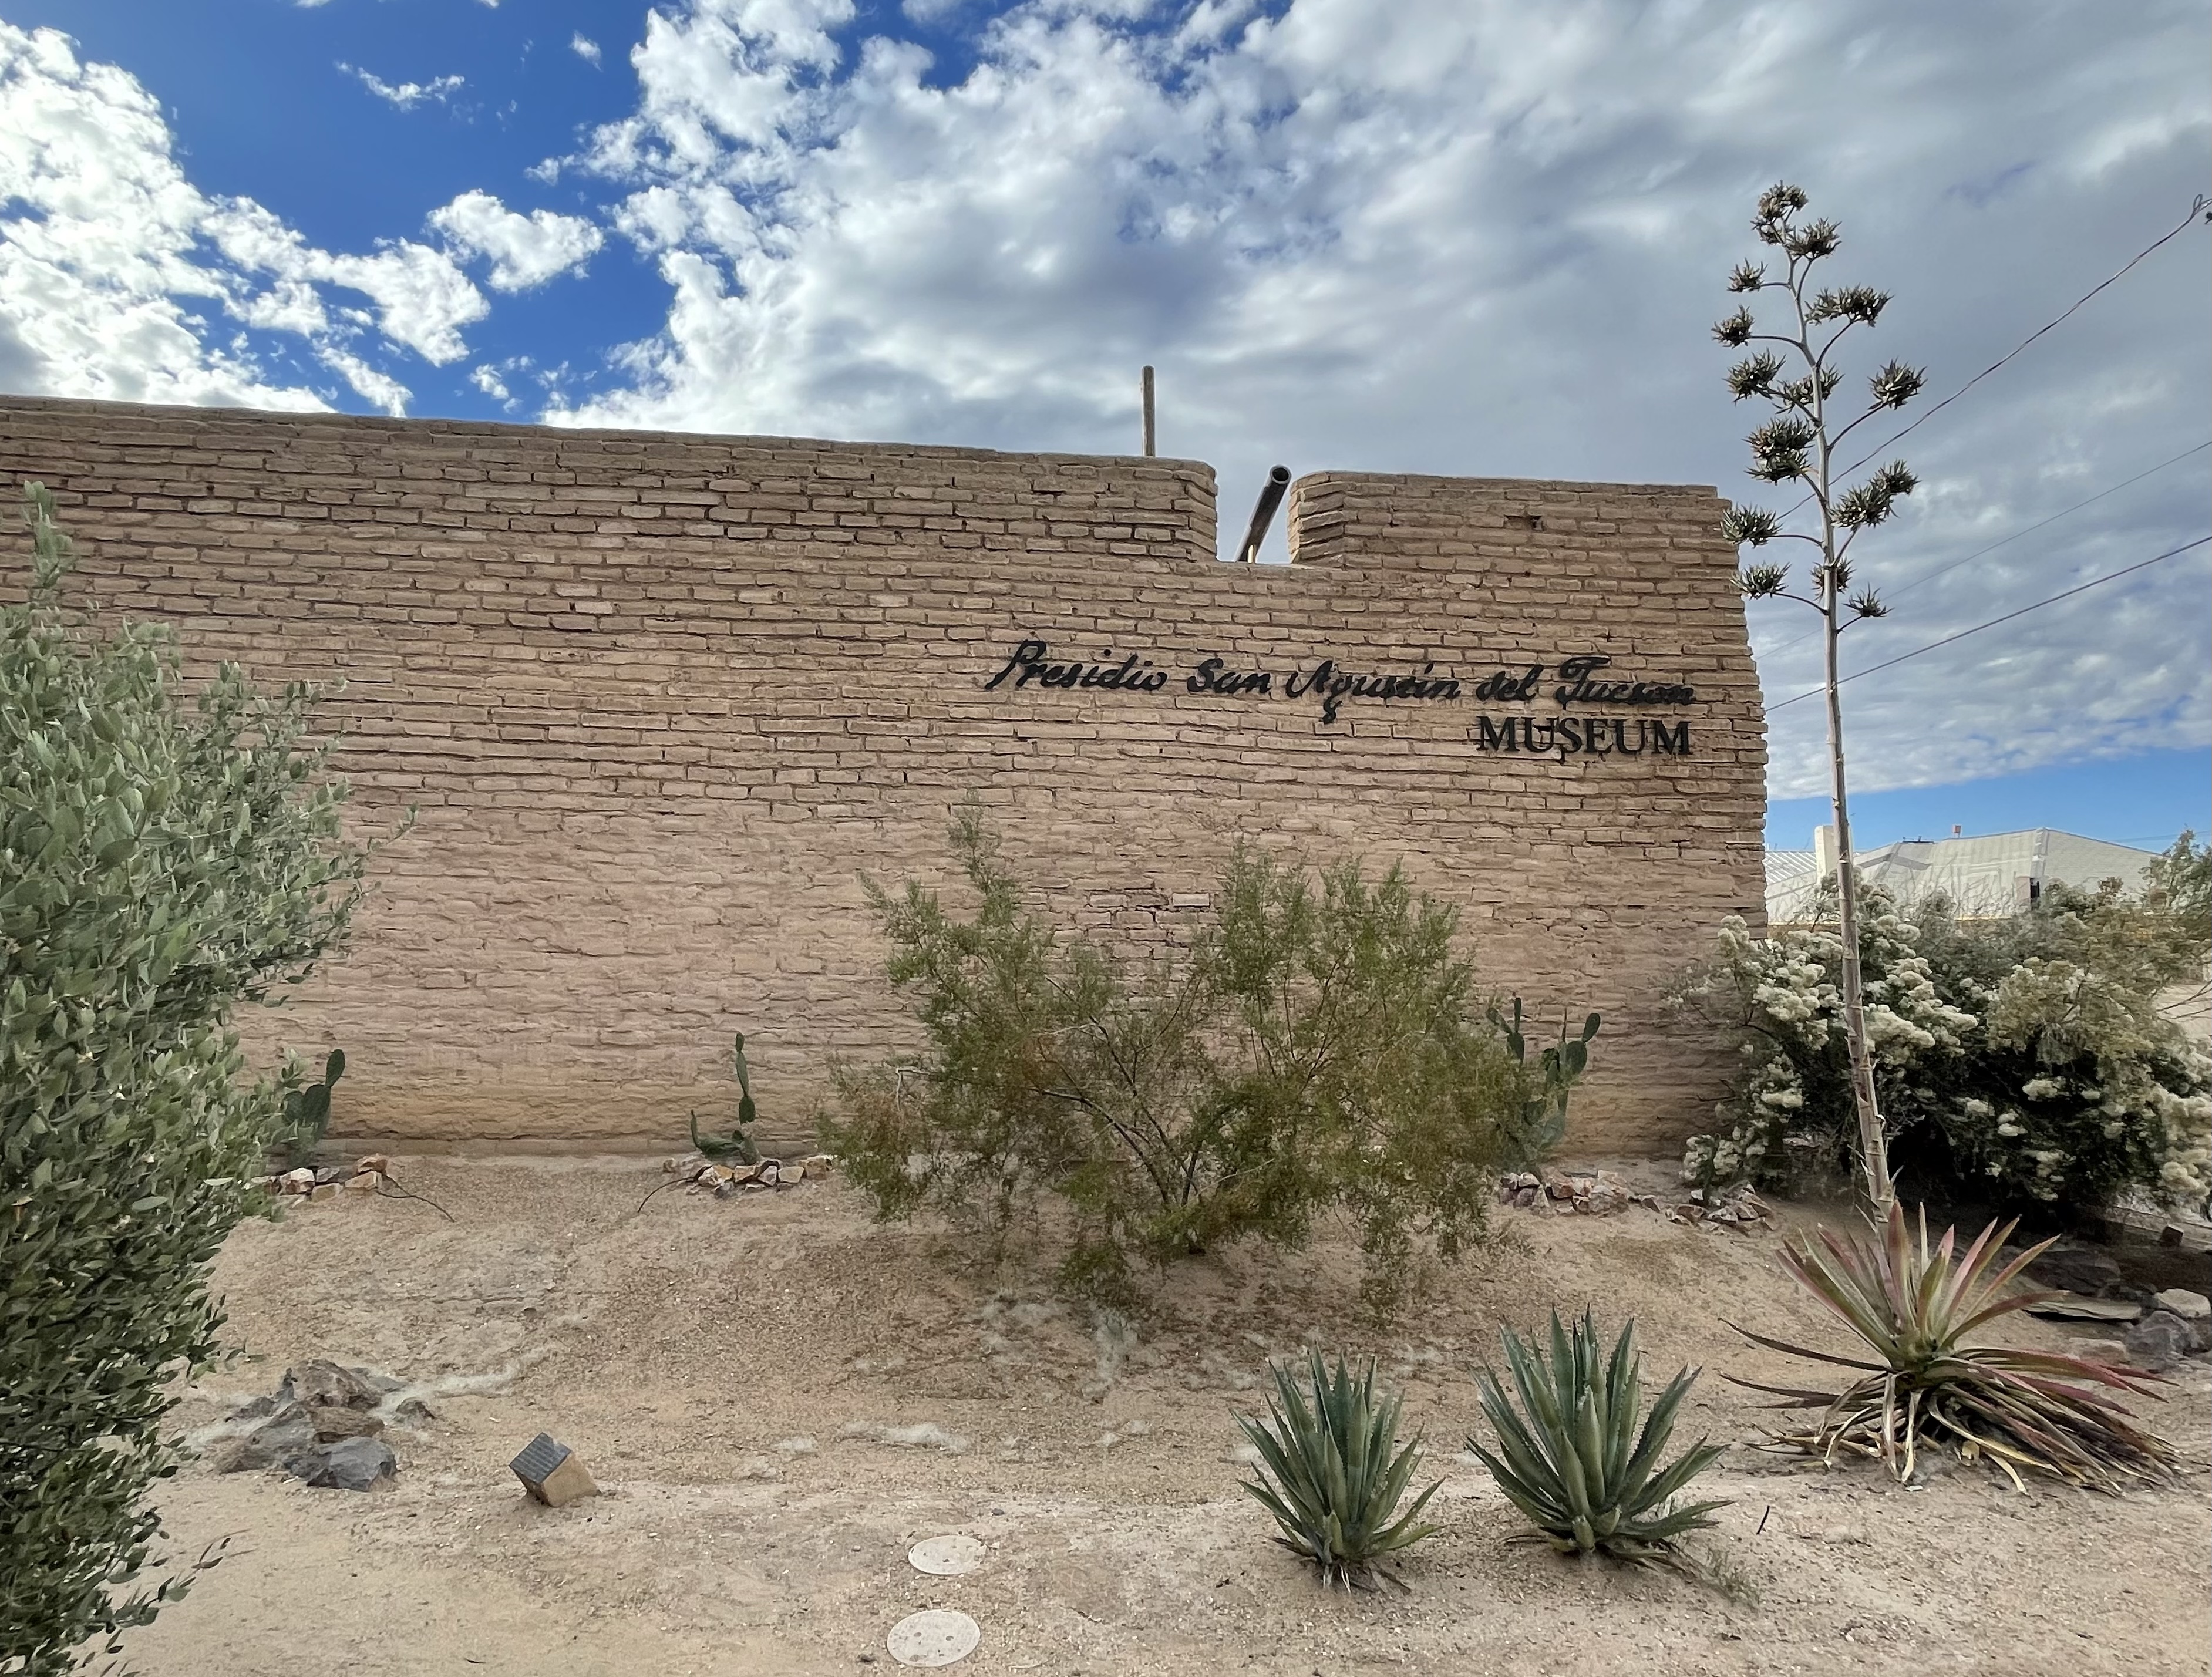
[0,396,1767,1155]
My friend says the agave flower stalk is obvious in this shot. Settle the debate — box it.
[1715,183,1931,1218]
[1735,1201,2177,1491]
[1467,1312,1729,1574]
[1237,1350,1441,1590]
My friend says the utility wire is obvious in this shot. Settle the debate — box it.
[1767,536,2211,711]
[1834,194,2210,479]
[1758,439,2212,659]
[1769,191,2211,518]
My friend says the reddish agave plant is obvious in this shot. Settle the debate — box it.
[1733,1202,2177,1492]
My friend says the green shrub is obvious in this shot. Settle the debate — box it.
[2,484,370,1673]
[1237,1350,1440,1590]
[1674,859,2212,1215]
[1467,1312,1729,1580]
[823,806,1583,1308]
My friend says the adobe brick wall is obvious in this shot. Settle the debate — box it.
[0,395,1767,1156]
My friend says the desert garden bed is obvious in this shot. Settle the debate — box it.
[126,1154,2212,1677]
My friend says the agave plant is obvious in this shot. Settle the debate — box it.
[1734,1201,2177,1491]
[1237,1350,1442,1590]
[1467,1312,1728,1572]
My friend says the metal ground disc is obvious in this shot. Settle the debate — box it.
[887,1609,981,1668]
[907,1534,987,1576]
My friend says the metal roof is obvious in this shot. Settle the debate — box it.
[1766,827,2160,924]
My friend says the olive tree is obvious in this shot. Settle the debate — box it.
[1713,182,1927,1215]
[2,485,369,1673]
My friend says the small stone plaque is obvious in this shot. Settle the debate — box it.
[887,1609,980,1668]
[510,1432,570,1487]
[908,1534,986,1576]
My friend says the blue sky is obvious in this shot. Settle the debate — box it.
[1768,746,2210,853]
[2,0,2208,853]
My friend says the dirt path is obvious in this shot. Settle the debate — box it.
[127,1158,2212,1676]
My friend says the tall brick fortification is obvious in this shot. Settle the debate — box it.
[0,396,1767,1155]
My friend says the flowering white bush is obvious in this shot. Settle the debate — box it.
[1676,842,2212,1215]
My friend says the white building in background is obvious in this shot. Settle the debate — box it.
[1765,826,2161,925]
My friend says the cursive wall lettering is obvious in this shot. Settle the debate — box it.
[979,637,1705,753]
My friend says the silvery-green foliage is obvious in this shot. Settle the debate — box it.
[1238,1350,1440,1589]
[2,484,369,1673]
[1467,1312,1726,1574]
[1675,874,2212,1213]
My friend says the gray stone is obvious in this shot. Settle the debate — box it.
[211,1402,317,1473]
[278,1360,390,1411]
[2022,1242,2126,1298]
[285,1436,397,1491]
[2023,1296,2140,1323]
[2123,1311,2194,1371]
[2150,1288,2209,1321]
[308,1405,385,1443]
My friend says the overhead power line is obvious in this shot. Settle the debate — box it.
[1769,191,2211,519]
[1833,193,2211,480]
[1766,535,2211,712]
[1758,438,2212,660]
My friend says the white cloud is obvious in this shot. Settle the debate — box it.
[428,189,604,290]
[201,197,487,365]
[549,0,2208,799]
[320,346,412,415]
[344,64,466,110]
[0,23,514,410]
[572,33,604,67]
[470,363,510,400]
[0,23,327,409]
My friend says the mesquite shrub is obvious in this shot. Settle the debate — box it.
[1,486,369,1673]
[824,807,1577,1308]
[1674,843,2212,1217]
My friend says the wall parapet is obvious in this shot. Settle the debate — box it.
[0,396,1766,1157]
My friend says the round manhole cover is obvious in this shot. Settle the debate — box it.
[887,1608,981,1668]
[907,1534,986,1576]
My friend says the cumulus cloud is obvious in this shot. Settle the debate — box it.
[572,33,604,67]
[0,23,327,408]
[549,0,2208,798]
[0,23,512,411]
[429,189,605,290]
[201,197,487,366]
[344,65,466,110]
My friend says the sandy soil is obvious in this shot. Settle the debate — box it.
[124,1157,2211,1677]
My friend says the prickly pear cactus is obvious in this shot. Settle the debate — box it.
[691,1032,762,1163]
[277,1048,346,1167]
[1490,1001,1599,1160]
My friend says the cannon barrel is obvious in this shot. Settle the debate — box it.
[1234,464,1292,564]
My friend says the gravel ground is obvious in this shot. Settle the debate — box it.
[126,1156,2212,1677]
